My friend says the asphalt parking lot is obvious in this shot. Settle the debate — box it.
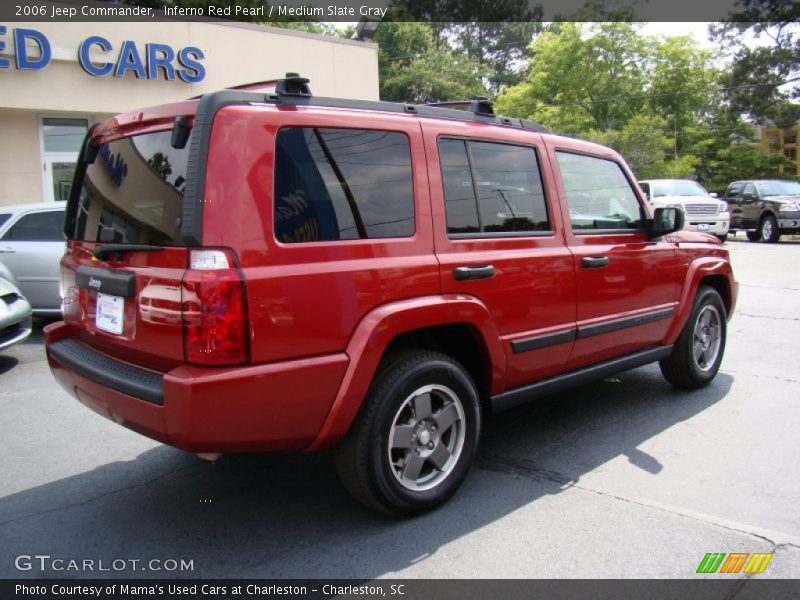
[1,233,798,580]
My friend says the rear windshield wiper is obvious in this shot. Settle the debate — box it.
[93,244,164,260]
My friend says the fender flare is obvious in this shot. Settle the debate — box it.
[662,257,735,345]
[307,294,505,450]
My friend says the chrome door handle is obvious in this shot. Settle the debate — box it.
[453,265,495,281]
[581,256,609,269]
[0,247,16,253]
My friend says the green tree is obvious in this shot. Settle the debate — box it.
[586,114,672,179]
[375,23,488,103]
[710,9,800,126]
[648,37,718,158]
[495,23,648,133]
[448,22,542,94]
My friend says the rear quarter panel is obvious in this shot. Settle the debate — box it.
[202,105,439,364]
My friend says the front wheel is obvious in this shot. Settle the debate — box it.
[335,350,481,517]
[759,214,780,243]
[660,286,726,389]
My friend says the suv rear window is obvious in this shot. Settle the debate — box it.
[274,127,414,243]
[68,130,190,246]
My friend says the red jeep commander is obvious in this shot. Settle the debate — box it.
[45,75,737,516]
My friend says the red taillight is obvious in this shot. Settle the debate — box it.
[182,249,249,366]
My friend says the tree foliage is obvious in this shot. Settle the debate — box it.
[496,22,797,184]
[710,3,800,127]
[375,22,489,103]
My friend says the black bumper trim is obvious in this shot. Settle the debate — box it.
[49,339,164,405]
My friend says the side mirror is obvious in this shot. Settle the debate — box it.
[709,192,718,198]
[649,207,684,239]
[742,192,754,202]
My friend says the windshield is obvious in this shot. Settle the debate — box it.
[651,180,709,197]
[67,130,191,246]
[757,180,800,197]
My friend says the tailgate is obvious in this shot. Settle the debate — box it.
[60,127,192,372]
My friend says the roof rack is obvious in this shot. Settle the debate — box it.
[427,96,496,117]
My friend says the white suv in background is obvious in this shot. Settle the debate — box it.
[639,179,730,242]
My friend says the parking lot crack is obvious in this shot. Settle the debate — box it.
[478,453,800,547]
[736,312,800,322]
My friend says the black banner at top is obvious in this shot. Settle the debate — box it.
[1,0,798,23]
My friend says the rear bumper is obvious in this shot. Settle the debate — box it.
[44,321,349,453]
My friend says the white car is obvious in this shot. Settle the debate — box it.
[0,202,66,315]
[638,179,730,242]
[0,276,33,352]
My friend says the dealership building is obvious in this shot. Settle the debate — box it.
[0,16,379,206]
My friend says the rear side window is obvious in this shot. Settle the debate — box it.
[69,130,190,246]
[0,213,11,229]
[1,210,64,241]
[274,128,414,243]
[439,138,550,235]
[556,152,645,231]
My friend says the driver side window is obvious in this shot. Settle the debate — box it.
[555,151,645,231]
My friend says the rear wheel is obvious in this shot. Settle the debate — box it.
[660,286,726,389]
[759,214,780,243]
[746,230,761,242]
[335,350,481,517]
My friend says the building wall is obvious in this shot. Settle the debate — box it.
[760,126,800,177]
[0,18,379,205]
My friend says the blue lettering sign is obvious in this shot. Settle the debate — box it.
[0,26,9,69]
[78,35,113,77]
[177,47,205,84]
[14,28,51,70]
[114,40,147,79]
[0,27,205,82]
[99,143,128,188]
[146,43,175,81]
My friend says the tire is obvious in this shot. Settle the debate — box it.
[759,214,780,243]
[335,350,481,517]
[660,286,726,389]
[746,230,761,241]
[715,234,728,243]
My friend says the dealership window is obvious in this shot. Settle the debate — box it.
[40,117,89,203]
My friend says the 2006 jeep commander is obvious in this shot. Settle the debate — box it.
[45,75,738,516]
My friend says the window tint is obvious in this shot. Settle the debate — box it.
[439,139,479,233]
[439,138,549,235]
[470,141,549,232]
[743,183,755,197]
[0,213,11,229]
[556,152,645,231]
[274,128,414,243]
[639,182,650,197]
[70,130,190,246]
[2,210,64,241]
